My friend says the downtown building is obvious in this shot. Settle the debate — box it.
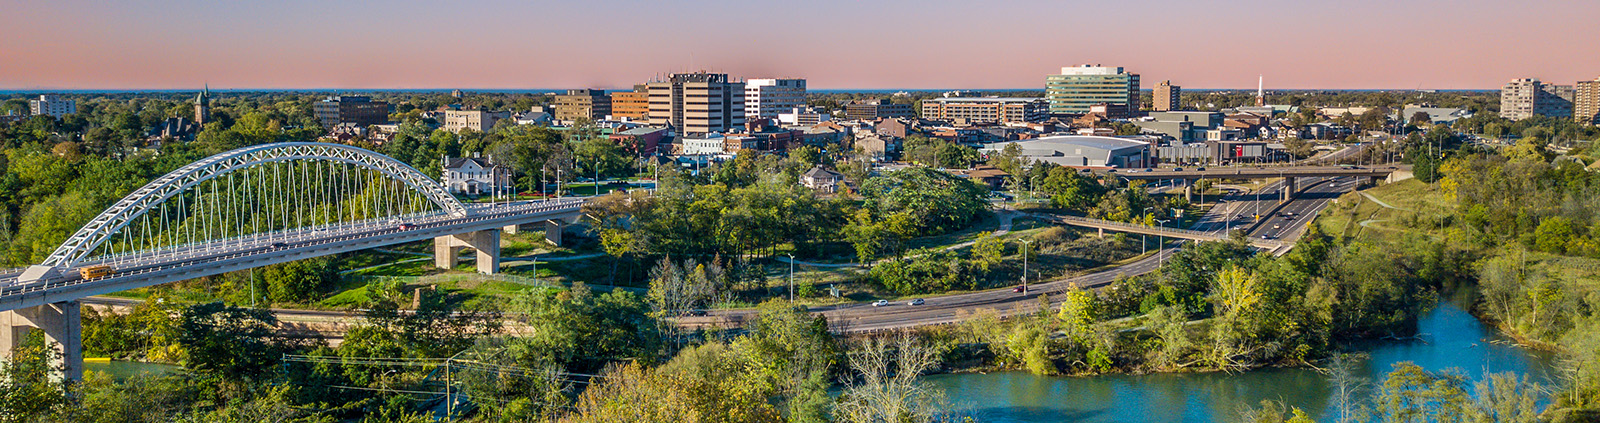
[744,78,807,120]
[1500,78,1574,121]
[28,95,76,118]
[920,97,1048,123]
[1153,80,1181,112]
[552,89,612,122]
[647,72,746,134]
[313,96,390,129]
[1576,76,1600,125]
[1046,65,1140,117]
[844,99,913,120]
[609,85,650,120]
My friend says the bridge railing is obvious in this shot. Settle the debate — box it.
[0,198,591,306]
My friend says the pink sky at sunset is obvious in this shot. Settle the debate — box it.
[3,0,1598,90]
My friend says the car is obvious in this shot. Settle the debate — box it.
[1012,286,1028,293]
[1143,168,1155,172]
[1284,216,1294,220]
[872,300,891,307]
[397,223,415,230]
[909,298,926,306]
[1272,224,1282,230]
[1079,168,1093,173]
[1106,169,1117,173]
[1261,235,1275,240]
[271,242,288,249]
[1196,167,1207,171]
[1173,167,1184,171]
[686,309,708,317]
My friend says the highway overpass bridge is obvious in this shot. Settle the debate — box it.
[0,142,587,379]
[1109,165,1403,202]
[1041,214,1287,251]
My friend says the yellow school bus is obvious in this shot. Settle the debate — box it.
[78,265,113,279]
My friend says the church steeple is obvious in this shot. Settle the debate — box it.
[194,84,210,125]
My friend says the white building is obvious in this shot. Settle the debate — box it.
[679,134,729,155]
[980,135,1153,168]
[443,110,512,133]
[778,106,831,126]
[29,95,76,118]
[745,78,807,119]
[441,156,510,195]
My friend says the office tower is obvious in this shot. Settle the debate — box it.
[552,89,612,122]
[744,78,807,119]
[610,85,649,120]
[646,72,746,134]
[1046,65,1140,116]
[1501,78,1574,121]
[1576,77,1600,125]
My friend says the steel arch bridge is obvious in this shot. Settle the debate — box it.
[2,142,588,379]
[42,142,470,268]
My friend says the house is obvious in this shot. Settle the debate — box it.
[800,166,846,193]
[441,156,509,195]
[854,134,900,161]
[515,106,554,126]
[954,165,1010,190]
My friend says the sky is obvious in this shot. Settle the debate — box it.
[3,0,1598,91]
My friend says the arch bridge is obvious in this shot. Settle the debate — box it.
[0,142,586,379]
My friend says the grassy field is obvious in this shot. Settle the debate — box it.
[1315,178,1453,241]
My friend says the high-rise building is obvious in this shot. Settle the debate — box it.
[844,99,913,120]
[1154,80,1181,112]
[552,89,611,122]
[1576,77,1600,126]
[313,96,390,129]
[744,78,807,119]
[647,72,746,134]
[1045,65,1140,117]
[443,110,512,133]
[920,97,1048,123]
[28,95,76,118]
[1500,78,1574,121]
[609,85,649,120]
[194,85,210,126]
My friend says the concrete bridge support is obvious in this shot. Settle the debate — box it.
[433,230,502,274]
[544,220,564,246]
[1281,177,1297,203]
[0,301,83,381]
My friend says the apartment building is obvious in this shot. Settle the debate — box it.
[1046,65,1140,116]
[552,89,611,122]
[1576,77,1600,125]
[28,95,77,118]
[1501,78,1574,121]
[647,72,746,134]
[313,96,390,129]
[1153,80,1181,112]
[844,99,913,120]
[920,97,1048,123]
[443,109,512,133]
[744,78,807,119]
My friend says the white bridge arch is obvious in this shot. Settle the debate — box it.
[40,142,467,268]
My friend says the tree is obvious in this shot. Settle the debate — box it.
[0,335,68,422]
[971,232,1005,272]
[174,302,283,379]
[1410,111,1433,127]
[834,333,958,423]
[1375,362,1472,423]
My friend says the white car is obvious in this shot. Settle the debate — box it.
[872,300,891,307]
[908,298,926,306]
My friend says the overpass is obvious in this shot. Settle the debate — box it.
[1041,214,1286,250]
[0,142,587,379]
[1111,165,1401,202]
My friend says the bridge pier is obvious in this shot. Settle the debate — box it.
[1184,183,1193,203]
[1281,176,1297,203]
[502,224,520,235]
[0,301,82,381]
[544,220,564,246]
[433,230,502,274]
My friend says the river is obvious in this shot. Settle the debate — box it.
[929,300,1557,422]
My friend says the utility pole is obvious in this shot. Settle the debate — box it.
[1020,239,1033,293]
[787,254,795,302]
[1155,219,1171,266]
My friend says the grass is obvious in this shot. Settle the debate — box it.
[1315,178,1452,241]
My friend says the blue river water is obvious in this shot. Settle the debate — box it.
[928,301,1556,422]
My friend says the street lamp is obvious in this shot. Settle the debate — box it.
[787,254,795,302]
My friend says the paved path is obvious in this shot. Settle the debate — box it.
[1359,192,1402,210]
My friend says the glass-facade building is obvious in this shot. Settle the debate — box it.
[1046,65,1140,116]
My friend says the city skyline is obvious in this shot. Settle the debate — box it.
[4,0,1600,90]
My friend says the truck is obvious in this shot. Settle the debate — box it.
[78,265,113,279]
